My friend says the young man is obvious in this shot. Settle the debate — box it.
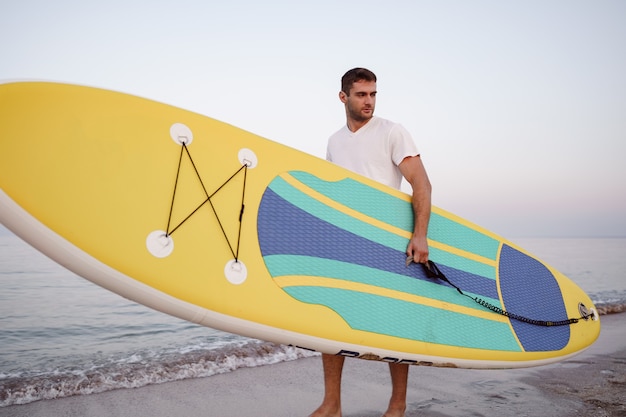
[309,68,432,417]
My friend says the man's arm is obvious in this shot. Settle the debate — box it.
[398,155,432,264]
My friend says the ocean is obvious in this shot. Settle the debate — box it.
[1,230,625,407]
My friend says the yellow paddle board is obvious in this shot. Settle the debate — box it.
[0,82,600,368]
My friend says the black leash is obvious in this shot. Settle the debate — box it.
[408,258,593,326]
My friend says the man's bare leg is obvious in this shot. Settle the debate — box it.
[308,354,345,417]
[382,363,408,417]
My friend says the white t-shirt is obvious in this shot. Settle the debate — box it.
[326,116,419,190]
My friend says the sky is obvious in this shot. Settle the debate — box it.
[1,0,625,238]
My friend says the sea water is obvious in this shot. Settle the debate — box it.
[0,229,624,407]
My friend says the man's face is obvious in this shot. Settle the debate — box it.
[341,80,377,122]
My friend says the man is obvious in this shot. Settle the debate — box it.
[309,68,432,417]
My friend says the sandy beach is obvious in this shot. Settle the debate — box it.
[2,313,624,417]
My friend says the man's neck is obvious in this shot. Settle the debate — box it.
[347,116,373,133]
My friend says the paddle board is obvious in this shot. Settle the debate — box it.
[0,82,600,368]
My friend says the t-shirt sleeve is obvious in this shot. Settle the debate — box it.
[389,123,420,166]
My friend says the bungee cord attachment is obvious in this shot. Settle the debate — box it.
[164,141,249,262]
[146,123,257,286]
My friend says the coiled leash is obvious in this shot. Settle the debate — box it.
[406,257,594,326]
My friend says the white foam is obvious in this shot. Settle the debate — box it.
[0,341,317,407]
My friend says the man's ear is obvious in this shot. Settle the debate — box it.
[339,91,348,103]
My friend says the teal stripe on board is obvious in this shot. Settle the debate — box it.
[269,176,407,251]
[289,171,501,260]
[428,214,500,261]
[264,254,503,313]
[289,171,413,228]
[284,286,521,352]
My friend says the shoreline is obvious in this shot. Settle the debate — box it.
[1,313,624,417]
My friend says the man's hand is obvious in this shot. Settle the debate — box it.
[406,233,429,264]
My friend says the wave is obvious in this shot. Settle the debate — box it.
[595,300,626,315]
[0,340,317,407]
[2,300,624,408]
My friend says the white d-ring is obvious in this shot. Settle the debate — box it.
[146,230,174,258]
[238,148,257,169]
[224,259,247,285]
[170,123,193,145]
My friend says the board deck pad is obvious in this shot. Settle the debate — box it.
[258,172,569,353]
[0,82,600,369]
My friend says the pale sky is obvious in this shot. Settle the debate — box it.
[1,0,625,237]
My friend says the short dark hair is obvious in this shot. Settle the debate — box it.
[341,68,377,95]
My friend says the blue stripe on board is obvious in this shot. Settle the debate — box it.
[268,176,408,252]
[258,187,499,302]
[284,286,521,352]
[289,171,501,260]
[264,254,503,312]
[499,245,570,352]
[270,175,496,281]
